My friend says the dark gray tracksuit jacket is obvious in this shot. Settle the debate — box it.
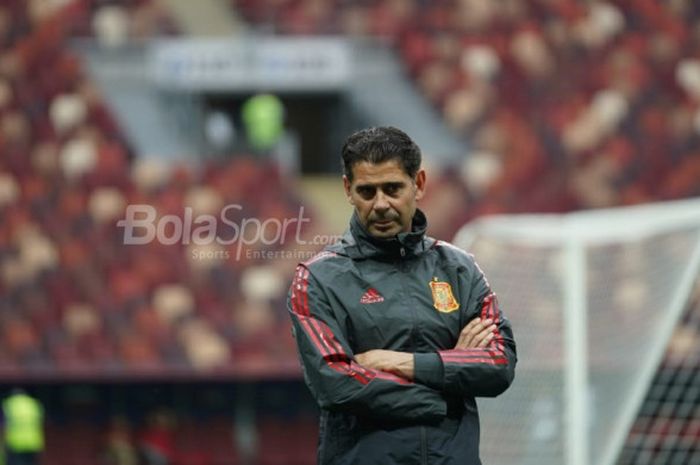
[287,209,517,465]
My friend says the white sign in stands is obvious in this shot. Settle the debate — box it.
[149,37,351,92]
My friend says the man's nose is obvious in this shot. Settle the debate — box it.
[374,191,390,212]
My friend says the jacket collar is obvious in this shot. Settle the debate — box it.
[338,209,434,260]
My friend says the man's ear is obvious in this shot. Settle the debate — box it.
[343,175,354,205]
[414,169,426,201]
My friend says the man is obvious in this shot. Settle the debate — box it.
[1,389,44,465]
[287,126,517,465]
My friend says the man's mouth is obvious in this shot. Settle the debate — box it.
[372,219,396,231]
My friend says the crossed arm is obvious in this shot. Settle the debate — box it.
[355,317,498,380]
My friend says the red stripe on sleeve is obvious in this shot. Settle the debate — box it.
[299,317,330,358]
[442,348,506,358]
[308,318,343,362]
[291,267,309,317]
[440,356,508,366]
[481,293,505,354]
[301,268,310,317]
[440,349,508,364]
[327,362,370,385]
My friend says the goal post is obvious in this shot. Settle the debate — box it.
[453,197,700,465]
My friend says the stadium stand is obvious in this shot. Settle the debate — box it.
[0,0,310,378]
[237,0,700,213]
[1,0,699,464]
[1,2,314,463]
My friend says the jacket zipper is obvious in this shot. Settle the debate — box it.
[400,243,427,465]
[399,247,420,354]
[420,426,428,465]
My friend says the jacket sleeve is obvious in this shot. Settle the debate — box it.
[288,264,447,422]
[414,252,517,398]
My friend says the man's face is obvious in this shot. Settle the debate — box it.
[343,159,426,239]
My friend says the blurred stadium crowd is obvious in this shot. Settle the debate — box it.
[241,0,700,220]
[0,0,698,464]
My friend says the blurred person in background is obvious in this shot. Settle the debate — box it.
[240,92,299,174]
[287,126,517,465]
[0,389,44,465]
[241,92,285,154]
[138,409,175,465]
[102,416,138,465]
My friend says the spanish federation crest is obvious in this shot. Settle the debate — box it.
[429,278,459,313]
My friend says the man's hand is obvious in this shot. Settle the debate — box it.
[455,318,497,350]
[355,350,415,380]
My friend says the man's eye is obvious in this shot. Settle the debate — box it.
[383,185,400,196]
[357,187,375,198]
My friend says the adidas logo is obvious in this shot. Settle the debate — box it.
[360,288,384,304]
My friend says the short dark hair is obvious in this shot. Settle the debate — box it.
[341,126,422,182]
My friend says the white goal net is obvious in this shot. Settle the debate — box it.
[453,198,700,465]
